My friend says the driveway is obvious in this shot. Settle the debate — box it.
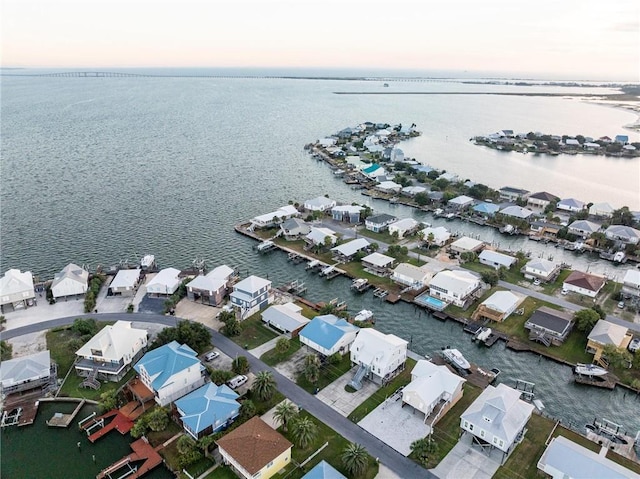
[430,433,502,479]
[316,366,380,417]
[274,347,308,382]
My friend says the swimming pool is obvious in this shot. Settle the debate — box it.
[415,293,447,311]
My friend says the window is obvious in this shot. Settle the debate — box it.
[480,430,485,438]
[469,424,474,431]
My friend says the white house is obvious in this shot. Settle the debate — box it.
[402,360,465,426]
[331,205,364,223]
[365,213,397,233]
[376,181,402,194]
[557,198,585,212]
[420,226,451,247]
[522,258,559,282]
[261,303,310,337]
[187,264,235,306]
[567,220,601,238]
[303,196,336,212]
[391,263,436,290]
[305,227,338,247]
[108,268,141,296]
[134,341,205,406]
[51,263,88,299]
[350,329,408,385]
[562,271,606,298]
[401,185,427,197]
[589,202,615,218]
[448,195,474,210]
[460,383,534,464]
[250,205,299,229]
[429,270,481,308]
[622,269,640,299]
[438,172,459,183]
[331,238,370,262]
[146,268,182,296]
[75,320,148,382]
[0,350,55,396]
[299,314,360,357]
[478,250,516,270]
[605,225,640,244]
[499,205,534,221]
[0,269,35,312]
[450,236,484,254]
[473,291,524,322]
[388,218,419,239]
[526,192,558,209]
[361,252,395,276]
[498,187,530,202]
[230,275,273,320]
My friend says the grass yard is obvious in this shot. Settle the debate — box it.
[183,457,215,479]
[462,261,527,286]
[540,269,572,295]
[146,420,183,447]
[261,337,302,366]
[296,354,354,394]
[229,313,279,350]
[205,466,237,479]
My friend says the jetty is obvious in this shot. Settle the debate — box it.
[96,437,163,479]
[46,399,86,427]
[431,354,499,389]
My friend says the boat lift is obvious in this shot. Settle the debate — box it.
[513,379,535,401]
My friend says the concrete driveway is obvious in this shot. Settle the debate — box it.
[430,433,502,479]
[316,366,379,417]
[274,348,308,382]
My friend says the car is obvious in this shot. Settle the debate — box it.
[629,338,640,353]
[561,288,568,295]
[204,351,220,361]
[227,375,248,389]
[216,304,234,319]
[617,301,625,309]
[533,279,541,286]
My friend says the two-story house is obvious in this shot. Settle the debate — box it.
[230,275,273,320]
[299,314,360,357]
[429,270,481,308]
[350,329,408,388]
[175,383,241,440]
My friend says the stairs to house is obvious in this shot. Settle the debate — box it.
[349,363,370,391]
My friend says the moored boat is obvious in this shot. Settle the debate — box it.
[353,309,374,322]
[574,363,608,377]
[442,348,471,370]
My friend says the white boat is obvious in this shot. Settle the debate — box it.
[574,363,608,377]
[351,278,369,292]
[442,348,471,370]
[353,309,373,322]
[475,327,492,343]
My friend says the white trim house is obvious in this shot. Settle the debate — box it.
[391,263,435,290]
[0,269,36,312]
[261,303,310,337]
[108,268,141,296]
[230,275,274,320]
[429,270,481,308]
[303,196,336,212]
[350,329,408,385]
[522,258,559,282]
[250,205,299,229]
[622,269,640,299]
[420,226,451,247]
[331,238,370,262]
[146,268,182,296]
[479,250,516,270]
[51,263,89,299]
[388,218,419,239]
[299,314,360,357]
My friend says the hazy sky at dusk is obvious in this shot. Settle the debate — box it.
[2,0,639,80]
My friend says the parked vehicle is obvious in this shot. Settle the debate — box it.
[227,375,248,389]
[628,338,640,353]
[204,351,220,361]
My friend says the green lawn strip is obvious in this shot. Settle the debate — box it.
[159,438,181,472]
[229,313,279,350]
[205,465,237,479]
[146,420,183,447]
[552,425,599,452]
[58,368,134,400]
[245,389,286,416]
[261,337,303,366]
[541,269,572,295]
[184,456,215,478]
[347,358,416,423]
[607,450,640,474]
[462,261,526,286]
[275,411,378,479]
[296,355,354,394]
[297,303,319,319]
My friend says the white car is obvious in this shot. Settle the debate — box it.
[561,288,568,295]
[628,338,640,353]
[227,375,248,389]
[533,279,541,286]
[204,351,220,361]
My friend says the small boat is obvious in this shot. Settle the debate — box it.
[574,363,608,377]
[351,278,370,292]
[533,399,545,412]
[442,348,471,370]
[353,309,374,322]
[474,327,492,343]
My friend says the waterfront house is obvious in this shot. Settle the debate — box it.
[390,147,404,162]
[303,196,336,212]
[622,269,640,299]
[331,238,370,262]
[473,202,500,217]
[76,320,148,382]
[587,320,633,365]
[365,213,397,233]
[391,263,438,290]
[299,314,360,357]
[615,134,629,144]
[460,383,535,464]
[472,291,524,322]
[331,205,364,223]
[428,191,445,203]
[250,205,299,229]
[522,258,559,282]
[216,416,292,479]
[361,252,395,276]
[318,137,336,147]
[305,227,338,248]
[420,226,451,247]
[605,225,640,245]
[450,236,484,255]
[0,350,56,397]
[302,461,347,479]
[350,328,408,385]
[529,221,561,238]
[134,341,206,406]
[280,218,311,240]
[230,275,273,320]
[583,142,602,152]
[438,172,459,183]
[538,435,640,479]
[448,195,474,210]
[376,181,402,194]
[0,269,35,313]
[564,138,580,148]
[175,383,240,440]
[187,265,236,306]
[524,307,574,346]
[388,218,419,239]
[588,202,615,218]
[478,250,516,270]
[498,187,530,202]
[562,271,606,298]
[361,164,386,180]
[51,263,88,300]
[498,205,534,221]
[261,302,310,338]
[567,220,601,238]
[429,270,481,308]
[598,136,613,143]
[108,268,141,297]
[146,268,181,296]
[402,360,465,426]
[401,185,428,197]
[557,198,585,212]
[414,165,434,174]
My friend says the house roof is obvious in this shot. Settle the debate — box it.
[499,205,534,219]
[605,225,640,241]
[499,186,529,195]
[133,341,201,392]
[362,252,395,268]
[300,315,360,350]
[479,250,516,267]
[351,328,408,367]
[430,270,480,294]
[392,263,433,282]
[332,205,364,214]
[187,265,233,292]
[421,226,450,241]
[331,238,370,257]
[0,269,35,299]
[588,320,629,347]
[389,218,419,231]
[529,191,559,202]
[281,218,310,233]
[563,271,606,293]
[558,198,585,209]
[589,202,615,214]
[473,202,500,215]
[525,307,573,335]
[306,227,337,244]
[402,186,427,195]
[302,460,347,479]
[304,197,335,209]
[568,220,601,233]
[377,181,402,190]
[405,360,465,407]
[481,291,523,314]
[77,321,147,361]
[450,236,484,252]
[110,268,141,290]
[253,205,299,223]
[52,263,88,289]
[216,417,292,475]
[175,383,240,435]
[623,269,640,287]
[0,350,51,389]
[448,195,474,205]
[525,258,557,274]
[234,275,271,294]
[147,268,182,294]
[261,303,310,332]
[367,213,396,224]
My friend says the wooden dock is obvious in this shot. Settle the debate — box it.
[96,437,163,479]
[46,399,86,427]
[431,355,498,389]
[574,374,617,390]
[2,390,43,427]
[81,408,136,442]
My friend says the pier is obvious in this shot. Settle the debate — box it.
[46,399,86,427]
[96,437,163,479]
[431,354,499,389]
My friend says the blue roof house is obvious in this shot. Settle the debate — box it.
[473,202,500,217]
[302,460,347,479]
[134,341,206,406]
[299,315,360,357]
[175,383,241,439]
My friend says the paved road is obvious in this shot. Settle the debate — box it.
[2,313,432,479]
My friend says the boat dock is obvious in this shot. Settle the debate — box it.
[574,374,617,390]
[46,399,86,427]
[1,390,43,427]
[431,354,499,389]
[80,401,146,442]
[96,437,163,479]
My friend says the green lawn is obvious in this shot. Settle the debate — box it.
[541,269,572,295]
[184,457,215,479]
[261,337,302,366]
[462,261,526,285]
[205,465,237,479]
[146,420,183,447]
[296,354,354,394]
[347,358,416,423]
[228,313,279,350]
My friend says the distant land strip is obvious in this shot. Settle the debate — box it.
[333,92,640,101]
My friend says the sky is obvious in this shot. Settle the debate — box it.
[2,0,639,80]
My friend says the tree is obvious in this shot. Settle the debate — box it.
[253,371,277,401]
[217,310,235,323]
[72,318,99,337]
[130,418,148,438]
[0,340,13,361]
[480,270,500,286]
[611,207,634,226]
[239,399,256,421]
[292,416,318,448]
[155,320,211,353]
[341,442,369,477]
[209,368,234,385]
[414,192,429,206]
[177,435,202,468]
[276,337,290,354]
[410,437,438,466]
[602,344,632,370]
[574,309,600,332]
[232,356,250,374]
[273,401,298,432]
[303,354,321,384]
[459,251,477,263]
[98,390,118,412]
[146,407,169,432]
[222,317,241,337]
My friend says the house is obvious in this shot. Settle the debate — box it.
[318,137,336,147]
[557,198,585,212]
[146,268,182,296]
[460,383,535,464]
[108,268,141,296]
[622,269,640,299]
[391,263,438,290]
[302,460,347,479]
[449,236,484,255]
[473,202,500,217]
[589,202,615,218]
[402,360,465,426]
[567,220,601,238]
[365,213,397,233]
[0,269,35,312]
[472,291,524,322]
[187,265,236,306]
[498,187,530,202]
[280,218,311,241]
[586,320,633,364]
[429,270,481,308]
[305,227,338,248]
[389,147,404,162]
[388,218,419,239]
[414,165,434,174]
[376,181,402,194]
[331,205,364,223]
[76,321,148,382]
[361,164,386,180]
[478,250,516,270]
[615,134,629,144]
[299,314,360,357]
[537,435,640,479]
[261,302,310,337]
[230,275,273,320]
[303,196,336,212]
[420,226,451,247]
[524,307,574,345]
[402,185,427,197]
[216,417,292,479]
[175,383,241,439]
[498,205,534,221]
[350,328,408,385]
[448,195,474,210]
[583,142,602,151]
[563,271,606,297]
[522,258,560,282]
[428,191,445,203]
[529,221,561,238]
[361,252,395,276]
[605,225,640,244]
[133,341,206,406]
[0,350,56,396]
[564,138,580,148]
[250,205,299,229]
[51,263,88,299]
[438,172,458,183]
[331,238,370,262]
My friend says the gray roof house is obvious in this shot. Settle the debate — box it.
[261,303,310,337]
[557,198,585,212]
[527,192,559,209]
[331,238,370,262]
[499,205,534,221]
[622,269,640,298]
[0,350,56,396]
[365,214,397,233]
[479,250,516,270]
[303,196,337,212]
[605,225,640,245]
[280,218,311,241]
[568,220,601,238]
[448,195,474,209]
[522,258,560,282]
[525,307,574,346]
[498,187,530,201]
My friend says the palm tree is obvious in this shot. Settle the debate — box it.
[273,400,298,432]
[253,371,277,401]
[239,399,256,421]
[410,437,437,466]
[303,354,320,384]
[292,416,318,448]
[341,442,369,477]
